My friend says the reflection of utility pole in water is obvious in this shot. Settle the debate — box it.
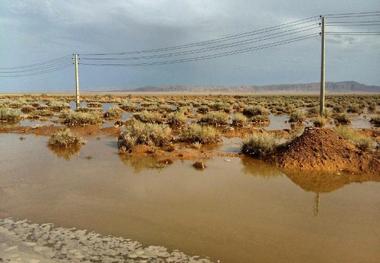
[313,192,320,216]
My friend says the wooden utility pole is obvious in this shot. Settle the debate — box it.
[74,53,80,110]
[320,16,326,116]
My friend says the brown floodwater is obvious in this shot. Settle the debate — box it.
[0,134,379,263]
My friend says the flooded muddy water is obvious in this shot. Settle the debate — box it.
[0,134,379,263]
[267,114,290,130]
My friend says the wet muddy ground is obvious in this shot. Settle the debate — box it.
[0,133,379,262]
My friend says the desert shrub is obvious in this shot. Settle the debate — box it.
[347,104,362,114]
[48,128,84,148]
[118,120,172,151]
[312,116,327,127]
[120,101,139,112]
[332,105,345,113]
[21,105,35,113]
[289,111,306,123]
[104,106,122,119]
[159,104,176,113]
[49,100,70,111]
[179,124,220,144]
[64,111,101,126]
[210,102,231,113]
[368,103,376,112]
[250,114,269,124]
[0,108,21,122]
[243,106,269,117]
[199,111,229,126]
[334,126,374,151]
[370,116,380,127]
[87,102,102,108]
[333,113,351,125]
[232,113,247,127]
[167,111,187,127]
[241,133,280,158]
[307,107,319,117]
[30,109,54,117]
[197,105,209,114]
[133,111,163,124]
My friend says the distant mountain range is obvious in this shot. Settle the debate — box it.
[124,81,380,93]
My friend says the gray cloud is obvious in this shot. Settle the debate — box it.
[0,0,379,91]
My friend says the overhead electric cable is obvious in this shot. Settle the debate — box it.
[80,34,318,67]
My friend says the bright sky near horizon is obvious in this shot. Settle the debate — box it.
[1,0,380,92]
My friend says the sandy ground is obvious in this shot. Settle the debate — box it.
[0,218,213,263]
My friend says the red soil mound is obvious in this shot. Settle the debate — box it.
[276,128,380,174]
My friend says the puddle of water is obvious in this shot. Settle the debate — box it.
[218,137,242,153]
[350,115,372,129]
[102,103,115,112]
[0,134,379,263]
[69,101,87,110]
[266,114,290,130]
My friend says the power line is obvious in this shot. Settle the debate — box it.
[326,20,380,23]
[80,34,318,67]
[326,23,380,26]
[80,16,319,56]
[0,64,72,78]
[324,11,380,17]
[326,32,380,35]
[0,61,73,74]
[80,24,319,61]
[0,55,71,70]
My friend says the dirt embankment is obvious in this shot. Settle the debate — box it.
[275,128,380,175]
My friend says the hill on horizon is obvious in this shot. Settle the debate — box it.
[122,81,380,93]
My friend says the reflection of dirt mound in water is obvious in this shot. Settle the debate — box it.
[285,171,380,193]
[48,144,81,160]
[276,128,380,174]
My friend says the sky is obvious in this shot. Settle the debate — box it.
[0,0,380,92]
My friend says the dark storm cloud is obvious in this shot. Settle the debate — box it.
[0,0,379,91]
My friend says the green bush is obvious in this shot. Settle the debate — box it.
[48,128,84,148]
[179,124,220,144]
[133,110,163,124]
[289,111,306,123]
[104,106,122,119]
[370,116,380,127]
[118,120,172,151]
[333,113,351,125]
[243,106,269,117]
[167,111,187,127]
[199,111,229,126]
[334,126,374,151]
[232,113,247,127]
[0,107,21,122]
[241,133,280,158]
[64,111,101,126]
[312,116,327,127]
[49,100,70,111]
